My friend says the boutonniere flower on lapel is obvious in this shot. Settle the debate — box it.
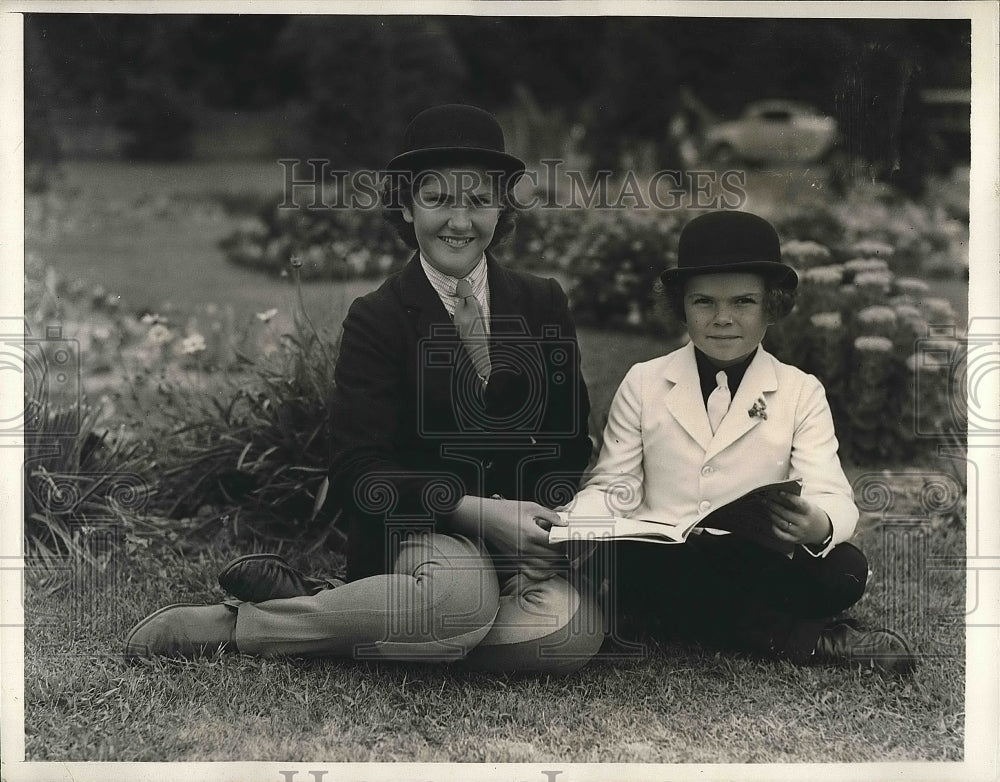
[748,396,768,420]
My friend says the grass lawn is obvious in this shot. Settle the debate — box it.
[23,470,965,762]
[20,160,970,763]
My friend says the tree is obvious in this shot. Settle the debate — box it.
[273,16,467,167]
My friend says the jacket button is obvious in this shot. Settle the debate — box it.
[698,500,711,513]
[701,465,714,476]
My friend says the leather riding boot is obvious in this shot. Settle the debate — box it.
[124,603,237,662]
[218,553,345,603]
[814,620,917,675]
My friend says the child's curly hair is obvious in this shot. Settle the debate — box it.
[654,274,797,326]
[382,174,518,251]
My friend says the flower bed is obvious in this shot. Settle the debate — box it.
[24,252,341,549]
[26,251,287,387]
[219,202,407,281]
[763,259,963,463]
[210,176,969,466]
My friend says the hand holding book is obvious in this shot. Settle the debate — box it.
[760,488,835,550]
[694,479,803,554]
[549,479,806,555]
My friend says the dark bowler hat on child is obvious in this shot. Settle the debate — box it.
[567,209,918,675]
[124,104,604,674]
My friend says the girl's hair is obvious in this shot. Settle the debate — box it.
[382,174,518,251]
[654,273,797,325]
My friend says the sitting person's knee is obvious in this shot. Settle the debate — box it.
[464,575,605,674]
[826,543,870,606]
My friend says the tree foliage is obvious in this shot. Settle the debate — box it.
[25,14,969,177]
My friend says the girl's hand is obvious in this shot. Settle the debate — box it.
[763,492,832,546]
[449,497,567,579]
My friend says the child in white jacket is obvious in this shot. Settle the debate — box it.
[569,210,916,675]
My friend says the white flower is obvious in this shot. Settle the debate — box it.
[346,248,370,272]
[781,240,831,266]
[857,306,898,325]
[850,239,895,259]
[810,312,842,330]
[906,350,951,372]
[845,258,890,274]
[894,277,931,297]
[242,242,264,261]
[923,298,956,322]
[802,265,844,286]
[180,332,207,355]
[892,304,923,323]
[854,271,893,290]
[141,313,166,325]
[307,245,329,267]
[146,323,174,346]
[255,308,278,323]
[920,337,961,353]
[853,335,893,353]
[240,217,269,240]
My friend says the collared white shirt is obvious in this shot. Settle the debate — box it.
[420,253,492,334]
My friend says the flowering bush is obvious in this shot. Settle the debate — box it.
[771,174,969,279]
[26,252,288,389]
[561,210,686,337]
[147,312,342,542]
[764,258,963,463]
[220,203,407,280]
[25,252,342,548]
[218,192,965,464]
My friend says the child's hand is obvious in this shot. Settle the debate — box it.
[763,492,832,546]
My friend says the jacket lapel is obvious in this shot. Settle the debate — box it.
[484,254,519,339]
[663,342,714,452]
[397,253,454,339]
[705,348,778,461]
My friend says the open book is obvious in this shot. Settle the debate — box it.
[549,479,803,555]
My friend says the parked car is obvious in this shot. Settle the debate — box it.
[703,100,839,165]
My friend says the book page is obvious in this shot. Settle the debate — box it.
[549,513,687,544]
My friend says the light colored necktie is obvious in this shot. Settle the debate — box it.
[454,278,491,383]
[706,370,731,434]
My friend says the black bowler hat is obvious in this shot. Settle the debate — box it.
[661,211,798,290]
[385,104,526,182]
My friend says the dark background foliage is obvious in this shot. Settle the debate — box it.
[25,14,970,187]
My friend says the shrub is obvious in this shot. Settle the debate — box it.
[563,210,686,337]
[214,186,967,466]
[24,398,156,563]
[764,259,963,463]
[220,201,407,281]
[148,270,344,545]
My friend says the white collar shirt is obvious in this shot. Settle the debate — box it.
[419,253,491,335]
